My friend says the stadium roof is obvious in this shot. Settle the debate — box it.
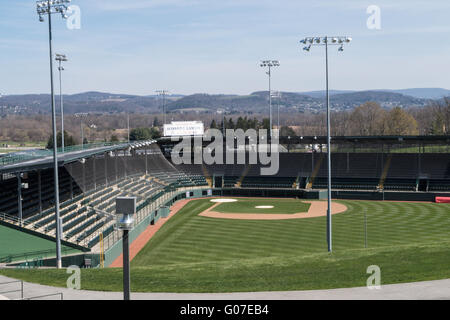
[0,140,156,175]
[157,135,450,146]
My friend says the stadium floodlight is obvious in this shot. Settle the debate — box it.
[299,36,352,253]
[55,53,68,152]
[75,113,88,148]
[271,91,282,130]
[156,90,170,126]
[36,0,73,270]
[260,60,280,138]
[115,197,136,300]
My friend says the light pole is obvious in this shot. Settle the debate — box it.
[260,60,280,138]
[300,36,352,252]
[127,113,130,143]
[56,53,68,153]
[36,0,72,269]
[75,113,88,148]
[156,90,169,126]
[115,197,136,300]
[271,91,281,132]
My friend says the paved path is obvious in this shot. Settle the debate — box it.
[1,275,449,300]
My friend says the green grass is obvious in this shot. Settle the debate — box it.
[1,199,450,292]
[2,242,450,292]
[213,198,311,214]
[0,225,80,263]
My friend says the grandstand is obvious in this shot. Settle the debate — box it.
[0,135,449,267]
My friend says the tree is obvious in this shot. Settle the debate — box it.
[46,131,77,149]
[227,118,235,130]
[130,127,151,141]
[210,119,217,129]
[280,125,296,137]
[429,98,450,135]
[349,102,386,135]
[382,107,418,135]
[129,127,161,141]
[261,118,270,130]
[149,127,162,139]
[153,117,161,127]
[110,135,119,142]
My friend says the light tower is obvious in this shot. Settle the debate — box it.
[55,53,68,152]
[260,60,280,138]
[300,36,352,252]
[36,0,73,269]
[75,113,88,148]
[156,90,170,126]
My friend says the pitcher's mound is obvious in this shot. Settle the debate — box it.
[200,200,347,220]
[210,198,238,203]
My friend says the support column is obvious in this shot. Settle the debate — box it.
[82,161,86,192]
[105,153,108,186]
[38,170,42,214]
[115,151,118,182]
[69,167,74,199]
[17,173,23,224]
[145,148,148,175]
[93,156,97,190]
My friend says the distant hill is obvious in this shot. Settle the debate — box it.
[300,90,356,98]
[385,88,450,99]
[0,89,439,116]
[301,88,450,100]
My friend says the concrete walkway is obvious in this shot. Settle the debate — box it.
[0,275,449,300]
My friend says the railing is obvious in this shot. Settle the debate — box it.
[0,212,48,234]
[23,292,63,300]
[0,140,146,167]
[0,247,78,264]
[0,280,23,300]
[0,280,63,300]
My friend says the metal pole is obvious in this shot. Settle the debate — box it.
[325,36,332,253]
[123,229,131,300]
[127,114,130,143]
[277,94,280,131]
[47,4,62,269]
[163,92,166,126]
[364,209,367,248]
[38,170,42,214]
[268,66,272,138]
[81,118,84,149]
[17,174,22,225]
[58,61,64,153]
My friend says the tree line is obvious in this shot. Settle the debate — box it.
[0,99,448,146]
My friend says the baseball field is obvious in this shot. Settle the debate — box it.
[1,197,450,292]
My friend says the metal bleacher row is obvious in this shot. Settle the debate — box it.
[176,152,450,192]
[0,144,209,251]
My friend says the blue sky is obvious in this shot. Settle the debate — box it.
[0,0,449,95]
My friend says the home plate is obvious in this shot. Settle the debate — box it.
[210,199,238,203]
[255,206,274,209]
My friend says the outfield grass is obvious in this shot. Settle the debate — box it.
[213,198,311,214]
[1,198,450,292]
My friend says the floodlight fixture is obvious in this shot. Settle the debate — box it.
[156,90,170,125]
[35,0,75,270]
[299,35,352,253]
[260,59,280,138]
[36,0,71,21]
